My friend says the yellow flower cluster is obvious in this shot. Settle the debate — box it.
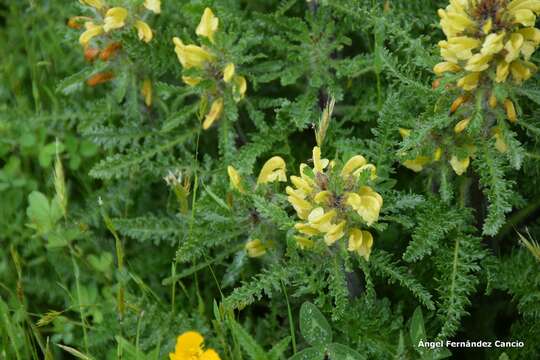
[228,156,287,258]
[76,0,159,47]
[286,147,381,261]
[172,8,247,130]
[169,331,220,360]
[435,0,540,90]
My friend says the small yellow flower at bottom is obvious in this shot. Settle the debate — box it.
[169,331,221,360]
[245,239,267,258]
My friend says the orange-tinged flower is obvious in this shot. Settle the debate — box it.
[84,47,100,62]
[99,42,122,61]
[86,71,114,86]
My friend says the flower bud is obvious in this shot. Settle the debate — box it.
[454,117,471,133]
[86,72,115,86]
[84,47,100,62]
[99,42,122,61]
[488,93,498,108]
[450,95,467,114]
[504,99,517,123]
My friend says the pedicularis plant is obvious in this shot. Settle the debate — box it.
[2,0,540,359]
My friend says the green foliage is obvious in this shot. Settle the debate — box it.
[2,0,540,359]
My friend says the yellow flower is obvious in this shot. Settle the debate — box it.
[103,7,128,32]
[202,97,224,130]
[233,76,247,101]
[227,166,244,193]
[489,93,498,108]
[510,60,536,83]
[135,20,153,43]
[307,207,336,233]
[287,187,312,220]
[324,220,346,245]
[465,53,492,72]
[450,95,468,114]
[245,239,266,258]
[169,331,221,360]
[504,33,525,63]
[440,37,481,62]
[80,0,103,9]
[182,76,202,87]
[173,37,215,69]
[399,128,411,138]
[223,63,235,83]
[314,190,332,205]
[196,8,219,43]
[294,236,314,250]
[436,0,540,89]
[454,117,471,133]
[492,128,508,153]
[257,156,287,184]
[438,3,475,38]
[457,72,480,91]
[433,61,461,75]
[312,146,329,174]
[504,99,518,123]
[290,176,313,197]
[403,156,431,172]
[450,155,470,176]
[346,190,381,226]
[496,60,510,82]
[348,228,374,261]
[481,32,505,55]
[341,155,367,177]
[79,22,103,46]
[508,0,540,12]
[511,8,537,27]
[433,147,443,161]
[141,79,152,107]
[144,0,161,14]
[517,27,540,59]
[295,223,320,236]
